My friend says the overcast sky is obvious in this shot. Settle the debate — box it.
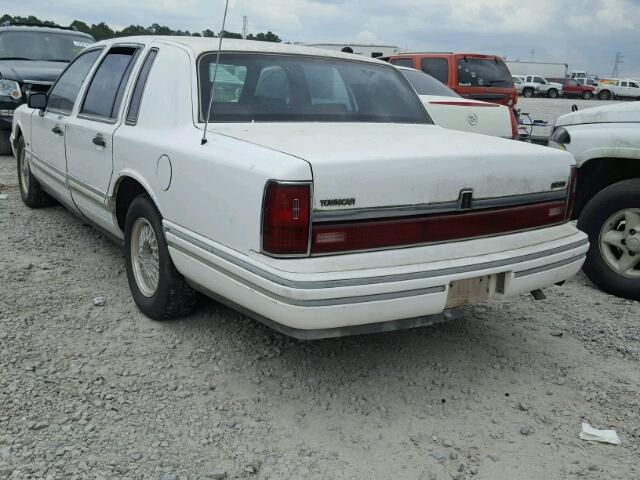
[8,0,640,77]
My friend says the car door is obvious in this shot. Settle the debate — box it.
[619,81,629,95]
[29,48,102,206]
[64,45,141,233]
[628,81,640,98]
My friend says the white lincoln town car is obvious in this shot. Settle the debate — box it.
[11,37,588,339]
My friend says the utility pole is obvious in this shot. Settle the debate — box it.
[612,52,623,77]
[242,15,248,39]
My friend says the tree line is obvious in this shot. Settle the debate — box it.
[0,13,282,42]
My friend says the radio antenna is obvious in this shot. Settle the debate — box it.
[201,0,230,145]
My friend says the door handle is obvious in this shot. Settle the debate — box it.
[51,126,63,136]
[92,135,106,147]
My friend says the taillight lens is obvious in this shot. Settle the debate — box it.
[565,166,578,221]
[509,108,519,139]
[311,201,566,254]
[262,182,311,255]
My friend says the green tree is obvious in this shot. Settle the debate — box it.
[70,20,91,35]
[89,22,115,40]
[247,31,281,43]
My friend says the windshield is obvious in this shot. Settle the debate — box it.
[399,68,459,97]
[199,53,431,124]
[0,31,93,62]
[457,58,513,88]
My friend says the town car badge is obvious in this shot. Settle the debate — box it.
[467,113,478,126]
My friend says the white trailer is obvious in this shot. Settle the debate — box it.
[303,43,399,58]
[505,61,568,79]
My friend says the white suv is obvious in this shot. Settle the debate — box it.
[549,102,640,300]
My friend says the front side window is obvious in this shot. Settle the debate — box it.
[0,31,94,62]
[400,68,459,98]
[420,58,449,84]
[534,76,546,84]
[630,82,639,88]
[457,58,513,87]
[81,46,139,120]
[199,53,431,124]
[47,49,101,114]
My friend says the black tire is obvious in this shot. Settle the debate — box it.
[578,179,640,301]
[523,88,534,98]
[547,88,559,99]
[0,131,12,155]
[124,194,198,319]
[16,136,56,208]
[582,91,593,100]
[598,90,611,100]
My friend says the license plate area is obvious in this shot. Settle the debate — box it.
[445,274,499,309]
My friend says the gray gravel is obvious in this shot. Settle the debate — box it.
[1,133,639,479]
[517,97,619,138]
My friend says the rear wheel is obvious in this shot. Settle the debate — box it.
[523,88,534,98]
[124,194,198,319]
[578,179,640,301]
[0,131,12,155]
[582,91,593,100]
[547,88,559,99]
[598,90,612,100]
[16,136,55,208]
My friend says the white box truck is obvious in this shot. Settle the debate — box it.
[506,61,568,79]
[303,43,399,58]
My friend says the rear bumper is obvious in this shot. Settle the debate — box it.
[164,221,588,338]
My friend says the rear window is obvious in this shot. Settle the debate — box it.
[390,58,413,68]
[0,31,93,62]
[420,58,449,84]
[399,68,459,97]
[456,58,513,88]
[199,53,431,124]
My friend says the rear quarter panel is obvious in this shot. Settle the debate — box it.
[111,42,311,255]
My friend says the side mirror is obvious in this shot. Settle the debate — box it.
[28,92,47,110]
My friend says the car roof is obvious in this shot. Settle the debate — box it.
[0,24,94,39]
[91,36,384,63]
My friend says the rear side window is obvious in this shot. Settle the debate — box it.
[420,58,449,84]
[456,58,512,87]
[81,46,139,120]
[126,48,158,125]
[390,58,413,68]
[47,49,101,114]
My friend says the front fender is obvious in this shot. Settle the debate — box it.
[564,123,640,167]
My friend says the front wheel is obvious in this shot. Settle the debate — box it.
[16,136,55,208]
[124,194,198,319]
[598,90,612,100]
[0,131,12,155]
[547,89,559,99]
[578,179,640,301]
[582,91,593,100]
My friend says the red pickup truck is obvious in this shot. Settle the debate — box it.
[381,52,518,108]
[548,78,596,100]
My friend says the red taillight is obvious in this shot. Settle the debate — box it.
[311,201,566,254]
[565,166,578,221]
[509,108,519,140]
[262,182,311,256]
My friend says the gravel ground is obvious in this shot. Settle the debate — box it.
[516,97,619,139]
[1,120,639,480]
